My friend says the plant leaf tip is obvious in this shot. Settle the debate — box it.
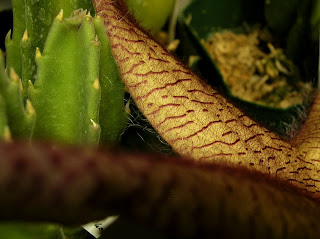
[35,47,42,59]
[90,119,100,131]
[19,80,24,93]
[92,36,100,46]
[125,99,131,114]
[93,78,100,90]
[9,68,20,83]
[3,127,12,143]
[86,11,92,19]
[26,100,35,117]
[57,9,64,21]
[22,29,28,41]
[6,29,12,40]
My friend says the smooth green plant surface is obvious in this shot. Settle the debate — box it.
[126,0,175,34]
[94,16,129,146]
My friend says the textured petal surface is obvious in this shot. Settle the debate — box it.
[93,0,320,196]
[0,141,320,238]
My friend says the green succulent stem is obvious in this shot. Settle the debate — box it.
[2,0,128,146]
[5,0,26,78]
[94,16,128,146]
[0,94,10,141]
[0,51,35,139]
[21,30,34,102]
[24,0,94,84]
[29,10,101,145]
[27,8,127,146]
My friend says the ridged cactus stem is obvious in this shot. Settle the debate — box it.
[0,51,35,139]
[21,30,33,101]
[5,0,26,78]
[24,0,95,84]
[94,16,128,146]
[2,0,127,144]
[0,96,10,142]
[29,10,101,145]
[5,0,95,106]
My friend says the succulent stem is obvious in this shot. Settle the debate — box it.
[5,0,26,78]
[0,51,34,139]
[0,95,10,142]
[94,16,128,146]
[30,10,101,145]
